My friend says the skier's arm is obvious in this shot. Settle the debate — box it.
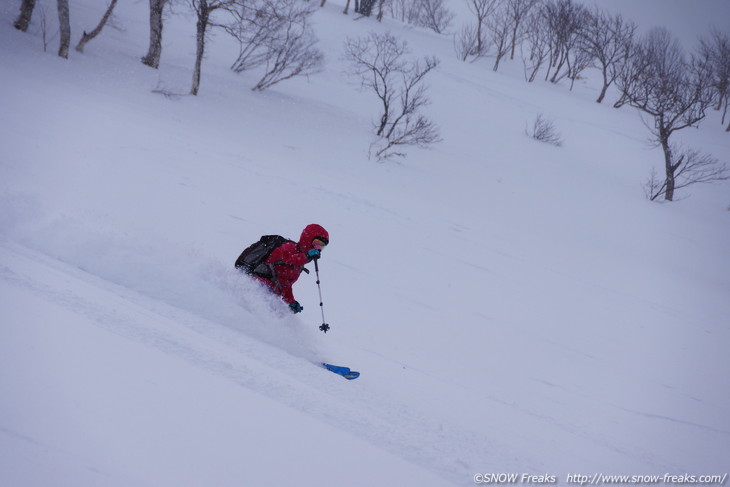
[281,286,296,305]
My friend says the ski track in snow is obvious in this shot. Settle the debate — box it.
[0,238,534,484]
[5,236,723,483]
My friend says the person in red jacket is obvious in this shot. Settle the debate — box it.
[256,223,329,314]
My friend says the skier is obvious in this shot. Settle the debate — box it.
[247,224,329,314]
[236,224,357,377]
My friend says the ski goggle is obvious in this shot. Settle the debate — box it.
[312,237,328,250]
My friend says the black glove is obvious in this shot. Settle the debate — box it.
[289,301,303,314]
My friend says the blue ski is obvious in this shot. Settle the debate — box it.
[322,363,360,380]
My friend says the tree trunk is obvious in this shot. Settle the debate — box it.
[14,0,36,32]
[550,52,567,83]
[142,0,168,68]
[376,0,385,21]
[359,0,374,16]
[476,21,484,56]
[544,49,554,81]
[596,69,609,103]
[660,134,676,201]
[510,25,519,60]
[76,0,119,53]
[191,1,209,96]
[493,55,503,72]
[57,0,71,59]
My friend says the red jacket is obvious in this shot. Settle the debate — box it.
[256,224,329,305]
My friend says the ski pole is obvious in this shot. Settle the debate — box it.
[314,260,330,333]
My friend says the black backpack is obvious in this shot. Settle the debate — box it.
[235,235,293,278]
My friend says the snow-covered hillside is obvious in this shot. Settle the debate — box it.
[1,0,729,485]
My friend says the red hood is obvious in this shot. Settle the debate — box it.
[298,224,329,252]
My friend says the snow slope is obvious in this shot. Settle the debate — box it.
[1,0,729,485]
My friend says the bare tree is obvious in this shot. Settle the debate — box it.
[142,0,170,68]
[464,0,499,59]
[252,16,323,90]
[189,0,238,95]
[375,0,387,21]
[541,0,588,84]
[344,32,440,159]
[14,0,37,32]
[506,0,538,60]
[384,0,453,33]
[644,146,728,201]
[227,1,279,73]
[38,3,56,52]
[388,0,419,24]
[521,9,549,82]
[488,4,512,72]
[578,7,635,103]
[191,0,212,95]
[76,0,119,53]
[57,0,71,59]
[358,0,377,16]
[417,0,455,34]
[613,40,646,108]
[698,29,730,130]
[225,0,323,91]
[454,23,479,61]
[564,37,594,90]
[622,28,715,201]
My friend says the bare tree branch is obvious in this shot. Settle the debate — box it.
[76,0,119,53]
[224,0,323,91]
[345,32,440,160]
[578,7,635,102]
[645,145,729,200]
